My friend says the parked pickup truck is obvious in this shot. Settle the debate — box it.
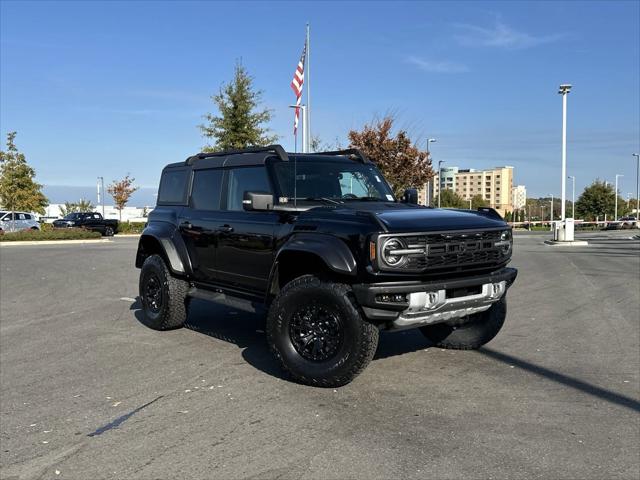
[53,212,118,236]
[135,145,517,387]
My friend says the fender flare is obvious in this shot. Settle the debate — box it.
[274,233,358,278]
[136,223,192,276]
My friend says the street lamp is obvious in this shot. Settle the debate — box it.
[97,176,105,216]
[568,175,575,219]
[633,153,639,217]
[615,174,623,221]
[541,205,546,224]
[558,84,571,222]
[426,138,436,156]
[438,160,445,208]
[549,194,554,225]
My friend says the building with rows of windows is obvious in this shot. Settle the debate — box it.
[418,166,521,217]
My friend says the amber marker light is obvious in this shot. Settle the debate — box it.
[369,241,376,262]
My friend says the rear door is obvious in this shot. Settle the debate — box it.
[212,166,278,293]
[178,168,224,283]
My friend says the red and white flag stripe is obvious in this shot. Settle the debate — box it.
[290,41,307,134]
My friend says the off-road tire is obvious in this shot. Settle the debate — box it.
[419,297,507,350]
[104,226,114,237]
[139,254,189,330]
[266,275,379,387]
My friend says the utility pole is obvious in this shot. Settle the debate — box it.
[615,174,623,221]
[633,153,639,218]
[438,160,445,208]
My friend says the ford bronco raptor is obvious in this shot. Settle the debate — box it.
[136,145,517,387]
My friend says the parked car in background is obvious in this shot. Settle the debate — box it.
[0,211,40,234]
[52,212,118,236]
[619,216,637,229]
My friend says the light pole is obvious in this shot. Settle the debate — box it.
[615,174,623,221]
[97,176,105,216]
[437,160,445,208]
[288,104,307,153]
[568,175,575,219]
[549,194,554,225]
[633,153,639,217]
[541,205,546,225]
[558,84,571,222]
[426,138,436,156]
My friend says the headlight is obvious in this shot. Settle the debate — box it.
[381,237,408,267]
[495,230,512,253]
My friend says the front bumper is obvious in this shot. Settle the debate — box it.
[352,267,517,330]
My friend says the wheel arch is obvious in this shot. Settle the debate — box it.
[135,224,192,277]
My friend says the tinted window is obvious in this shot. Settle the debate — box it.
[158,168,189,204]
[24,214,32,220]
[191,169,223,211]
[226,167,272,211]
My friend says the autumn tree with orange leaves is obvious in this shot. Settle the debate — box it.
[107,175,139,221]
[348,116,433,197]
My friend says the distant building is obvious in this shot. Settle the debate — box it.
[41,204,153,223]
[512,185,527,210]
[422,166,515,216]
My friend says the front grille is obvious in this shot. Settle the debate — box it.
[382,230,509,272]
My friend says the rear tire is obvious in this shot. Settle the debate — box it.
[139,254,189,330]
[104,226,114,237]
[419,297,507,350]
[266,275,379,387]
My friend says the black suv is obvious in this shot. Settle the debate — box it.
[136,145,517,387]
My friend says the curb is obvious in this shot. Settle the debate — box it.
[0,238,113,246]
[115,234,142,238]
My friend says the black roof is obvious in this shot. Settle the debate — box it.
[163,145,370,171]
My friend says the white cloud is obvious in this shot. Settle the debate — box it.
[406,56,469,74]
[453,20,566,49]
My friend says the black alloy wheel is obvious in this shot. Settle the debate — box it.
[289,303,344,362]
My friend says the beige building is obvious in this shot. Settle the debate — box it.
[512,185,527,210]
[422,166,515,216]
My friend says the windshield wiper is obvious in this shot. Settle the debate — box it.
[342,196,386,202]
[302,197,343,205]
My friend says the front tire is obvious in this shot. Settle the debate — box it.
[266,275,379,387]
[420,297,507,350]
[139,254,189,330]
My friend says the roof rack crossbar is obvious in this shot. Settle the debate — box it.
[315,148,371,164]
[186,144,289,165]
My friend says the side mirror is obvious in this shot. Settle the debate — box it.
[243,191,274,211]
[402,188,418,204]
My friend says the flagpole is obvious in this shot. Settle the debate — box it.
[306,22,311,152]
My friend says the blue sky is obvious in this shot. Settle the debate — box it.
[1,0,639,203]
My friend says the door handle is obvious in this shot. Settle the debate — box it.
[180,221,193,230]
[218,225,234,233]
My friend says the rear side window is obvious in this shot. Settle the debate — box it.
[24,214,32,220]
[226,167,272,211]
[158,168,189,205]
[191,169,223,211]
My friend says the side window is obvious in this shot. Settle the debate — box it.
[24,214,32,220]
[158,168,189,205]
[17,213,26,220]
[191,169,223,211]
[226,167,272,211]
[93,214,101,219]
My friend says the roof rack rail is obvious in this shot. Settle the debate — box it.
[186,144,289,165]
[315,148,371,164]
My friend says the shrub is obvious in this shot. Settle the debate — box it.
[116,222,146,234]
[0,228,102,242]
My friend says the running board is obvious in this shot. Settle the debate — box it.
[187,287,259,314]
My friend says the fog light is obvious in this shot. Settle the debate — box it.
[377,293,407,303]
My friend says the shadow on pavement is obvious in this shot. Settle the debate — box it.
[478,347,640,413]
[132,298,640,410]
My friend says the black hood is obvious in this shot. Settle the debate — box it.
[305,202,507,233]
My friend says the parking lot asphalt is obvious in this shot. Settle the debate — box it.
[1,231,639,480]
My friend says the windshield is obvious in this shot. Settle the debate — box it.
[63,213,82,220]
[272,158,395,203]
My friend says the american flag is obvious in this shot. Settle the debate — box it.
[290,40,307,134]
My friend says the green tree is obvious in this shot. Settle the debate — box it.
[439,189,466,208]
[348,116,433,197]
[59,198,94,217]
[200,62,277,151]
[107,175,138,221]
[0,132,48,214]
[469,194,487,209]
[576,180,627,220]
